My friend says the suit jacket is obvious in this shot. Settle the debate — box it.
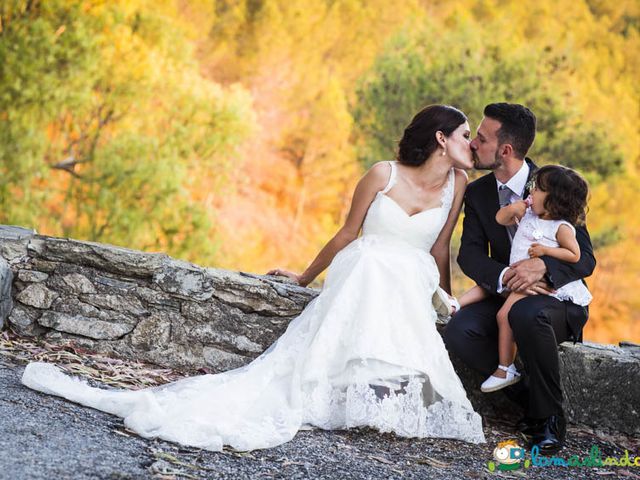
[457,159,596,336]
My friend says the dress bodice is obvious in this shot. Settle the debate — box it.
[510,208,572,264]
[510,208,592,306]
[361,162,455,250]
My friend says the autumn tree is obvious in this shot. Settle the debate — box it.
[0,0,255,263]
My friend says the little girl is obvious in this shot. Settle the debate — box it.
[457,165,592,392]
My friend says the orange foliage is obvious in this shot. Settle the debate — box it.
[11,0,638,346]
[193,1,639,344]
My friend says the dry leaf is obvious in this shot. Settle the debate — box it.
[368,455,394,465]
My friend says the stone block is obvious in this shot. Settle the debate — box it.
[17,271,49,283]
[15,284,58,309]
[0,257,13,329]
[28,236,168,278]
[7,305,45,336]
[61,273,96,294]
[38,311,136,340]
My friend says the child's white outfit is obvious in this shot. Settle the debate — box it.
[510,207,592,307]
[480,207,592,393]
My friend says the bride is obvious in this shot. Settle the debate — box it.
[21,104,485,451]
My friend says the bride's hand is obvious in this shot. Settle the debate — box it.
[266,268,304,285]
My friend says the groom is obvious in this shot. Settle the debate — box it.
[444,103,596,454]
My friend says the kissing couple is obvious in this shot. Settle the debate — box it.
[22,102,594,455]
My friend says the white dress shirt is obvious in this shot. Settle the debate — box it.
[496,161,530,293]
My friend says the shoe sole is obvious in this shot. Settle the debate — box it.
[480,375,522,393]
[530,443,564,455]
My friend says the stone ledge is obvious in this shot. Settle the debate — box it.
[0,229,317,373]
[0,227,638,436]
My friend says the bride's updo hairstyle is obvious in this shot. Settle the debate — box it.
[398,105,467,166]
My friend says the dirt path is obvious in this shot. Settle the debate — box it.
[1,357,638,480]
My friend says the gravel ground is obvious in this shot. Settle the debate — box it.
[1,357,638,480]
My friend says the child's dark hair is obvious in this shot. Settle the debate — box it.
[534,165,589,225]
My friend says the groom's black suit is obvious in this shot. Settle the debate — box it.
[444,158,596,419]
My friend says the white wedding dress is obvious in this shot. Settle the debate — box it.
[21,161,485,451]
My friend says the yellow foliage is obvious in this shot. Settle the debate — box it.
[199,0,639,343]
[9,0,639,344]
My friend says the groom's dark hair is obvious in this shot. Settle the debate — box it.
[484,103,536,159]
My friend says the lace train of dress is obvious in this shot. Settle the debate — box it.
[21,164,485,451]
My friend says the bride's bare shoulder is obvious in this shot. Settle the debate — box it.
[368,161,393,176]
[360,161,392,190]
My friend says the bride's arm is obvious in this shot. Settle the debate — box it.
[430,169,468,294]
[268,162,390,287]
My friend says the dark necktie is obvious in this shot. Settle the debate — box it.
[498,185,517,242]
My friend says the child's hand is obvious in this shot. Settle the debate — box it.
[511,200,528,221]
[528,243,547,258]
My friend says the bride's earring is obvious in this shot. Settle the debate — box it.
[441,149,447,156]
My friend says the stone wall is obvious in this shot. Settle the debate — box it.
[0,227,317,372]
[0,226,638,436]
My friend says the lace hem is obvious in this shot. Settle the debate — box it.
[302,377,485,444]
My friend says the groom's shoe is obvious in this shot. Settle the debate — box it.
[529,414,566,455]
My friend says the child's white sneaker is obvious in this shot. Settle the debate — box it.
[481,364,521,393]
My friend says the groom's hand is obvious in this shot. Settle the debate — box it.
[523,280,556,296]
[504,258,548,293]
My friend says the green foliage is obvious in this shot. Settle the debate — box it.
[539,125,624,182]
[591,226,623,250]
[353,19,625,181]
[0,0,255,264]
[0,0,637,280]
[0,0,100,222]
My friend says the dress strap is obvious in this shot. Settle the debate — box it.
[440,168,456,213]
[380,161,398,194]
